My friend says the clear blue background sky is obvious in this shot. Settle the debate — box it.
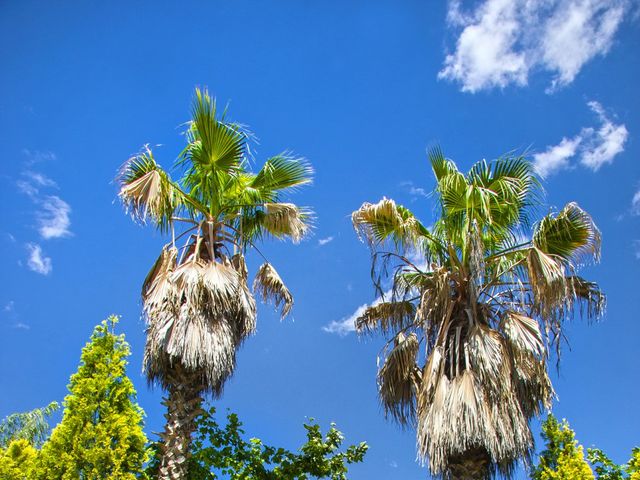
[1,1,638,478]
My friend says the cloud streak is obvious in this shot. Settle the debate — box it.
[440,0,629,93]
[323,289,392,336]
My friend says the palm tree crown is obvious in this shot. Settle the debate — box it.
[118,88,312,479]
[352,149,604,479]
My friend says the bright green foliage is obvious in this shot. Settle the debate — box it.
[532,415,594,480]
[0,439,38,479]
[0,401,59,449]
[145,406,368,479]
[588,447,640,480]
[38,316,148,479]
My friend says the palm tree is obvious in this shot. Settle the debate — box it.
[351,149,604,480]
[117,88,313,480]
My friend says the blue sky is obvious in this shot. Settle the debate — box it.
[1,1,638,478]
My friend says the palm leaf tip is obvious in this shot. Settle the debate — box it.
[254,262,293,319]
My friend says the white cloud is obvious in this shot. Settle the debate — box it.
[13,322,30,330]
[634,240,640,260]
[439,0,528,92]
[318,236,334,246]
[580,101,629,171]
[533,135,582,177]
[440,0,629,93]
[38,196,72,239]
[4,301,15,312]
[542,1,626,91]
[26,243,52,275]
[533,101,627,176]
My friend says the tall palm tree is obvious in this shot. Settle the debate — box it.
[117,88,313,480]
[351,149,604,479]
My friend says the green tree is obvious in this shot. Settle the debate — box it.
[351,149,604,479]
[0,401,59,449]
[0,439,38,480]
[588,447,640,480]
[38,316,148,479]
[532,415,594,480]
[117,88,312,479]
[145,406,368,479]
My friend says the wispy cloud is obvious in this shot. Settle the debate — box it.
[16,155,73,241]
[22,149,56,166]
[318,236,334,246]
[632,189,640,216]
[440,0,629,93]
[4,301,15,312]
[13,322,31,330]
[533,101,628,177]
[26,243,52,275]
[401,181,429,199]
[38,196,72,239]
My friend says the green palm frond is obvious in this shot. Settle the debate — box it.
[185,88,246,174]
[428,146,459,182]
[533,202,601,265]
[251,154,314,198]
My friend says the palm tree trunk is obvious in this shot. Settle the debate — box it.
[157,366,204,480]
[447,447,491,480]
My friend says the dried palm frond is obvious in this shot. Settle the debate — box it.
[416,268,453,343]
[526,247,567,317]
[356,301,416,336]
[144,258,257,392]
[230,253,248,280]
[377,332,420,426]
[142,245,179,314]
[567,276,606,319]
[262,203,312,243]
[253,262,293,319]
[501,312,544,357]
